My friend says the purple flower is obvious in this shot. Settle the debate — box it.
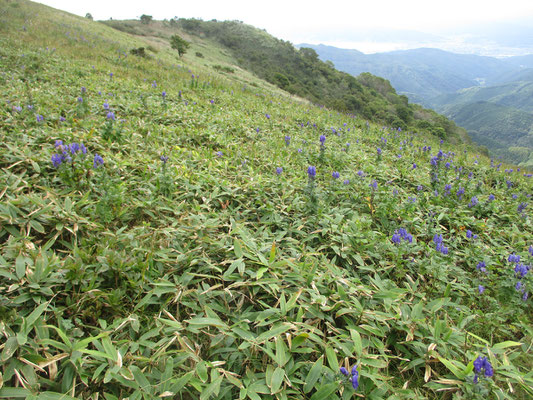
[517,202,528,213]
[508,253,520,264]
[466,230,473,239]
[81,87,86,94]
[77,96,83,103]
[377,148,382,156]
[276,167,283,175]
[340,367,349,376]
[51,154,63,168]
[474,356,493,378]
[392,232,401,245]
[350,366,359,390]
[488,194,495,202]
[160,155,169,163]
[265,113,270,119]
[319,135,326,145]
[162,91,167,99]
[106,111,115,120]
[297,148,302,153]
[36,114,44,122]
[469,196,478,207]
[514,263,529,278]
[412,163,417,169]
[69,143,80,154]
[478,285,485,294]
[343,179,350,185]
[59,116,66,122]
[332,171,340,179]
[55,140,63,148]
[93,153,104,168]
[284,135,291,146]
[369,180,377,190]
[103,102,109,110]
[307,165,316,178]
[476,261,487,273]
[216,151,223,157]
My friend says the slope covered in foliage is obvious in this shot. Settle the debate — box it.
[104,17,469,144]
[1,1,532,400]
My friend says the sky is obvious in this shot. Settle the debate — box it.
[36,0,533,54]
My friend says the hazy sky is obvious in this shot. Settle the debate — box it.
[36,0,533,54]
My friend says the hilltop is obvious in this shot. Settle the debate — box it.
[0,1,532,399]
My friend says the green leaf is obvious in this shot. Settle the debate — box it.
[234,238,243,258]
[492,341,522,350]
[187,317,229,330]
[197,361,208,383]
[438,357,464,379]
[291,333,309,349]
[15,255,25,280]
[325,346,338,371]
[0,388,31,398]
[200,375,223,400]
[309,383,338,400]
[170,371,194,393]
[256,324,291,343]
[304,356,323,393]
[350,329,362,356]
[270,367,285,394]
[1,337,18,361]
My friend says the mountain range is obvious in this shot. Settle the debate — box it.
[302,44,533,166]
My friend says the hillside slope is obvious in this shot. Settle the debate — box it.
[103,18,470,144]
[444,102,533,166]
[1,1,532,399]
[306,43,533,166]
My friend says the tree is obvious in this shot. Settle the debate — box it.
[170,34,190,57]
[140,14,152,24]
[85,13,93,20]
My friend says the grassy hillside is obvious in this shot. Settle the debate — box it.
[107,17,470,144]
[1,1,533,399]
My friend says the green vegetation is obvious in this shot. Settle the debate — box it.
[306,44,533,166]
[140,14,153,25]
[0,1,532,399]
[170,34,190,57]
[444,102,533,166]
[173,19,468,143]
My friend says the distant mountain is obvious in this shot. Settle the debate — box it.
[300,44,517,104]
[445,102,533,166]
[434,80,533,113]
